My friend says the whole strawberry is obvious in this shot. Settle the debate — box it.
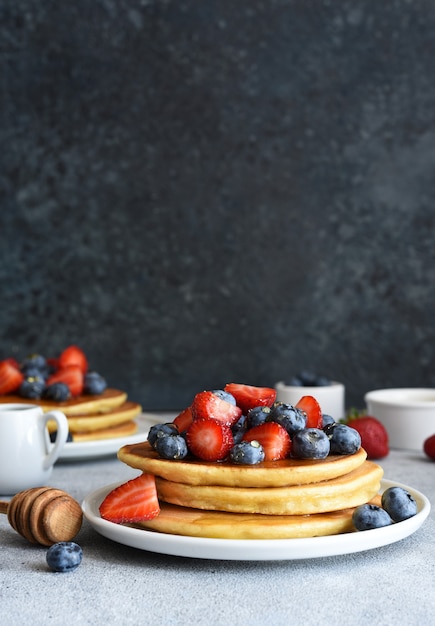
[346,412,389,459]
[423,434,435,460]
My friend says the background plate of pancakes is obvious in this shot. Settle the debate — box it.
[82,479,430,560]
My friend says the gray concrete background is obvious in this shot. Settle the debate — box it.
[1,1,435,410]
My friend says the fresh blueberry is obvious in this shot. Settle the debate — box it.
[18,376,46,399]
[315,376,331,386]
[20,353,49,378]
[324,423,361,455]
[246,406,271,429]
[285,376,303,386]
[231,414,248,444]
[84,371,107,395]
[155,434,188,460]
[322,414,335,427]
[212,389,236,405]
[381,487,418,522]
[46,542,83,572]
[147,423,179,448]
[292,428,330,459]
[42,382,71,402]
[268,402,306,436]
[352,504,392,530]
[229,440,265,465]
[298,370,318,386]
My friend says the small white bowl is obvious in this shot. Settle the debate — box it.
[365,388,435,451]
[275,381,345,421]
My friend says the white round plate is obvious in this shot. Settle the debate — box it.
[58,414,162,462]
[82,479,430,561]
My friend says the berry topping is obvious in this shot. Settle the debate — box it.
[147,423,179,448]
[323,423,361,455]
[0,359,24,395]
[46,541,83,573]
[18,376,46,399]
[291,428,330,460]
[58,345,88,374]
[42,382,71,402]
[246,406,271,429]
[186,418,234,461]
[84,371,107,395]
[46,365,84,397]
[267,402,306,436]
[212,389,237,405]
[191,390,242,427]
[352,504,392,531]
[99,473,160,523]
[295,395,323,429]
[242,421,291,461]
[381,487,418,522]
[224,383,277,414]
[229,440,265,465]
[172,406,194,433]
[345,413,389,459]
[155,434,188,460]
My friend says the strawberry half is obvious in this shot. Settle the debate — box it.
[186,418,234,461]
[346,415,389,459]
[46,365,84,397]
[295,395,323,429]
[99,473,160,523]
[0,359,24,395]
[224,383,276,414]
[191,390,242,426]
[58,345,88,374]
[173,406,194,433]
[242,421,291,461]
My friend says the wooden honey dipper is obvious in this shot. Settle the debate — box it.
[0,486,83,546]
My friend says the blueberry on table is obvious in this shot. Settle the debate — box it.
[352,504,392,530]
[155,434,188,460]
[291,428,330,459]
[324,423,361,455]
[229,440,265,465]
[46,542,83,573]
[381,487,418,522]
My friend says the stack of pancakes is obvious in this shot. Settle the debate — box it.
[0,389,142,442]
[117,442,384,539]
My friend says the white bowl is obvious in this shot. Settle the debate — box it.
[365,388,435,451]
[275,381,345,421]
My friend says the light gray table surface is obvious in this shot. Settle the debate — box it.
[1,412,434,626]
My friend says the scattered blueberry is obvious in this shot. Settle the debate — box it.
[42,382,71,402]
[155,434,188,460]
[246,406,271,429]
[322,414,335,427]
[291,428,330,459]
[381,487,418,522]
[352,504,392,530]
[229,440,265,465]
[324,423,361,455]
[212,389,236,405]
[147,423,179,449]
[46,542,83,573]
[18,376,46,399]
[268,402,306,437]
[84,371,107,395]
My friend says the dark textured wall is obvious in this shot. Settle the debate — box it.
[1,1,435,410]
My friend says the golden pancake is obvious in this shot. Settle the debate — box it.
[0,388,127,416]
[154,461,383,515]
[72,420,138,442]
[47,401,142,433]
[134,495,383,539]
[118,442,368,488]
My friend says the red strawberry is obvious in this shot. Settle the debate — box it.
[224,383,277,413]
[99,473,160,523]
[346,415,389,459]
[0,359,24,395]
[47,365,84,396]
[423,434,435,460]
[242,422,291,461]
[186,418,234,461]
[295,395,323,429]
[173,406,194,432]
[191,390,242,426]
[58,345,88,374]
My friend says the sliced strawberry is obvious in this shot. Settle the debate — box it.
[242,422,291,461]
[58,345,88,374]
[224,383,276,413]
[295,395,323,429]
[0,359,24,395]
[46,365,84,396]
[99,473,160,523]
[191,390,242,426]
[173,406,194,432]
[186,418,234,461]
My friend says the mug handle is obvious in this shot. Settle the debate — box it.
[43,410,69,469]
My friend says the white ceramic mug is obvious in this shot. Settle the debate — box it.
[0,404,69,495]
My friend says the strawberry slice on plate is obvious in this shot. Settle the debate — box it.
[224,383,276,414]
[295,395,323,429]
[99,473,160,523]
[191,390,242,426]
[186,418,234,461]
[242,421,291,461]
[58,345,88,374]
[0,359,24,395]
[47,365,84,397]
